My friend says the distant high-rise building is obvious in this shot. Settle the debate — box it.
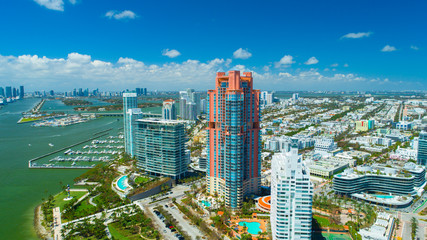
[179,88,201,120]
[19,86,24,99]
[418,132,427,166]
[49,90,55,96]
[200,99,207,114]
[5,87,12,98]
[78,88,83,96]
[207,71,261,209]
[123,92,138,156]
[125,108,143,156]
[135,88,141,96]
[292,92,299,101]
[162,99,177,120]
[73,88,77,97]
[0,87,4,97]
[12,87,17,98]
[261,91,274,106]
[143,88,147,96]
[135,118,187,180]
[271,140,313,240]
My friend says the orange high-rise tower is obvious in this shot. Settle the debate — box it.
[206,71,261,208]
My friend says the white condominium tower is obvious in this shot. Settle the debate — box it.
[271,139,313,240]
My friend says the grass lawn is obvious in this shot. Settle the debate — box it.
[108,222,140,240]
[313,215,344,230]
[134,176,150,185]
[54,190,87,210]
[75,199,97,216]
[20,117,42,122]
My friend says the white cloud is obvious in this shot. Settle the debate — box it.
[305,57,319,65]
[162,49,181,58]
[381,45,397,52]
[34,0,64,11]
[0,52,421,91]
[341,32,372,39]
[275,55,294,67]
[233,48,252,59]
[343,63,349,67]
[69,0,77,4]
[105,10,137,20]
[411,45,419,50]
[331,63,338,67]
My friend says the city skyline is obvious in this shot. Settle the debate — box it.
[0,0,426,91]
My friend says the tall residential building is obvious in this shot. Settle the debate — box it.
[19,86,24,99]
[135,118,187,180]
[162,99,177,120]
[5,86,12,98]
[179,88,201,120]
[123,92,138,156]
[206,71,261,209]
[125,108,143,156]
[260,91,274,106]
[418,132,427,166]
[271,139,313,240]
[0,87,4,97]
[12,87,17,98]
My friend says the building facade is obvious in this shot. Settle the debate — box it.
[418,132,427,166]
[206,71,261,209]
[135,119,187,180]
[333,164,426,196]
[271,140,313,240]
[162,99,177,120]
[125,108,143,156]
[123,92,138,155]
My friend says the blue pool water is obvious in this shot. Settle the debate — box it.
[239,221,262,235]
[200,200,211,207]
[117,175,128,191]
[375,195,393,199]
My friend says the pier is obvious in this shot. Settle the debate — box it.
[31,99,45,113]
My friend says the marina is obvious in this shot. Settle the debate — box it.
[29,131,124,169]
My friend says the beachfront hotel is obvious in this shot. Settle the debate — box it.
[206,71,261,209]
[123,92,138,156]
[271,139,313,240]
[135,118,188,180]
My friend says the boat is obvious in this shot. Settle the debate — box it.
[49,143,54,147]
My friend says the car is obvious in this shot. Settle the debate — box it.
[165,205,168,208]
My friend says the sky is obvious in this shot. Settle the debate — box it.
[0,0,426,92]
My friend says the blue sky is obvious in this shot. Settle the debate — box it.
[0,0,426,91]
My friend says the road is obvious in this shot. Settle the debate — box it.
[167,204,205,239]
[134,181,206,240]
[400,212,427,239]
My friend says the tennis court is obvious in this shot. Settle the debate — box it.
[312,232,352,240]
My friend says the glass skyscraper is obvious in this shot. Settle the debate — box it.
[418,132,427,166]
[123,92,138,156]
[135,119,187,180]
[206,71,261,209]
[271,140,313,240]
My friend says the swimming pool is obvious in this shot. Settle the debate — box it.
[117,175,128,191]
[200,200,211,207]
[239,221,262,235]
[375,195,393,199]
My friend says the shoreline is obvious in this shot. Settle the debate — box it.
[33,204,50,239]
